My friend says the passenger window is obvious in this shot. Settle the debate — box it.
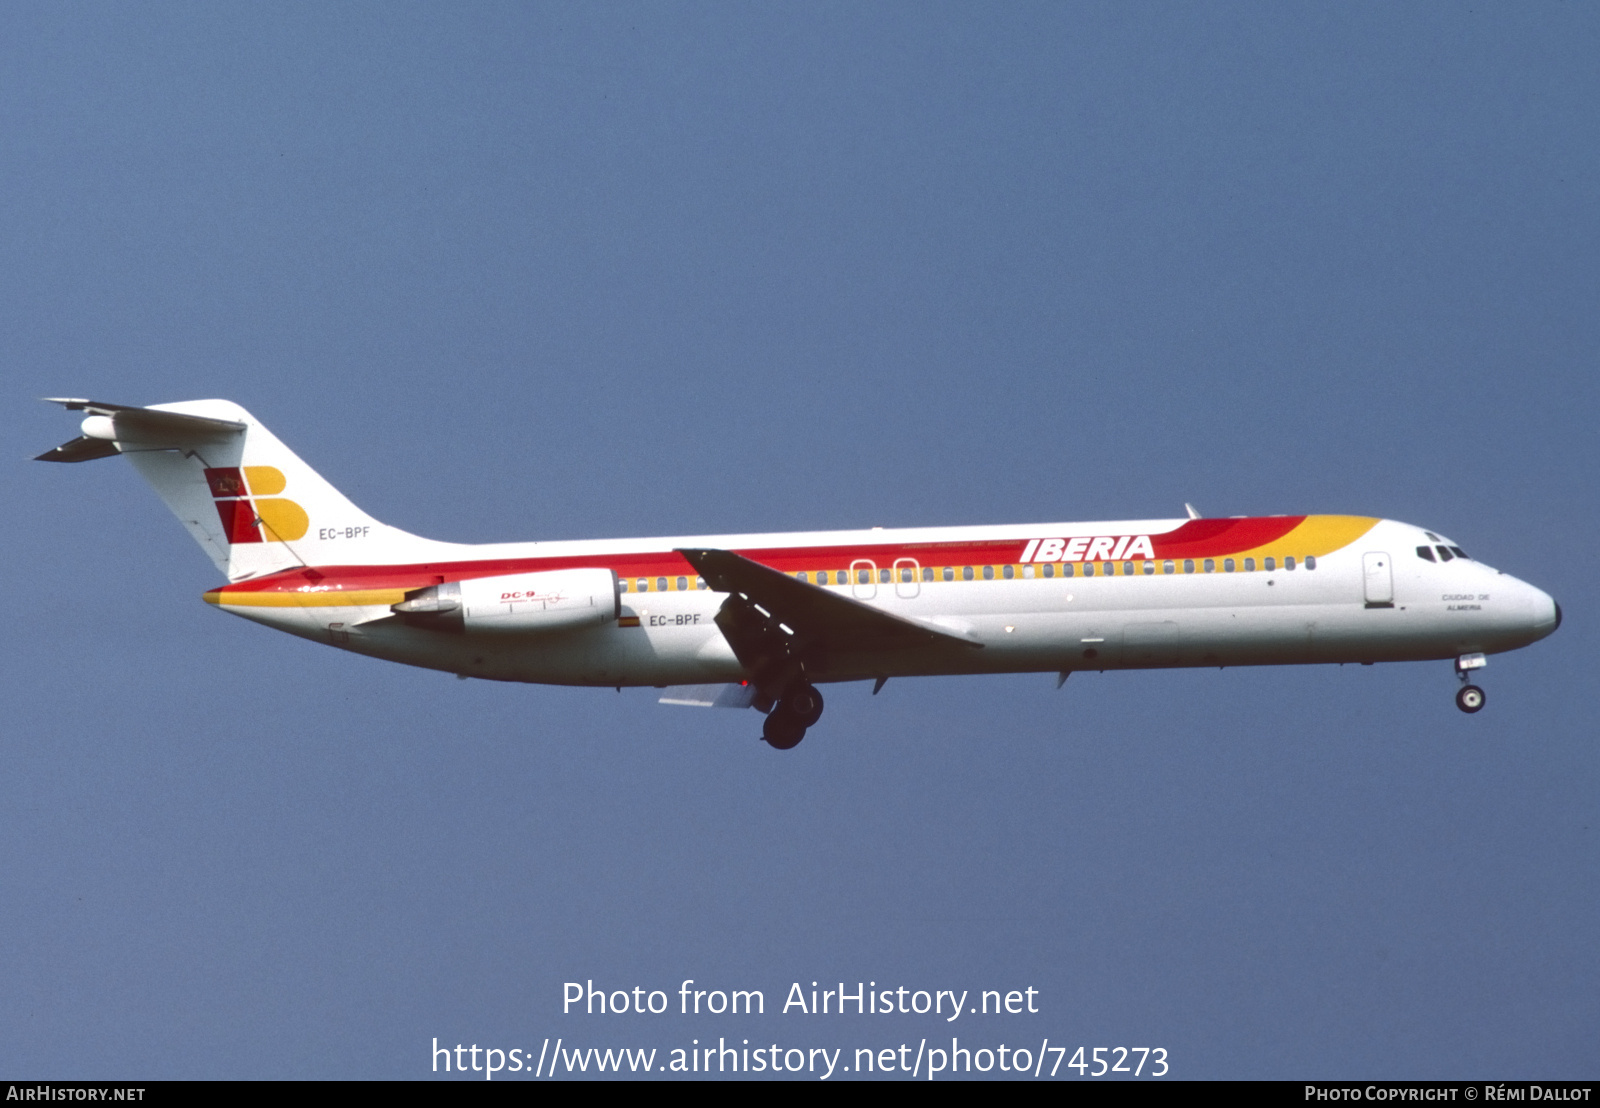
[857,568,871,584]
[1449,546,1468,559]
[1417,546,1436,562]
[696,577,706,590]
[1062,563,1074,578]
[1283,558,1295,571]
[657,577,668,591]
[1022,566,1034,579]
[1163,560,1175,574]
[796,572,807,583]
[1244,558,1255,572]
[1083,563,1095,577]
[1143,560,1155,576]
[1183,559,1194,574]
[1103,562,1115,577]
[1123,561,1134,576]
[619,579,629,592]
[1264,557,1275,571]
[1437,546,1453,562]
[1224,558,1234,572]
[1042,564,1054,579]
[962,566,974,581]
[943,566,954,582]
[922,566,934,582]
[880,568,891,584]
[1003,565,1014,579]
[677,576,687,591]
[638,578,649,592]
[900,567,913,583]
[1304,556,1316,570]
[982,566,994,580]
[1203,559,1215,573]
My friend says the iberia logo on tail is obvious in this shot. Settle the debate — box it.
[203,466,309,543]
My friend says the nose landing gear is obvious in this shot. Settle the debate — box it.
[1455,652,1487,714]
[761,683,825,749]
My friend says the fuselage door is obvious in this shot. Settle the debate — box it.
[1363,551,1394,608]
[893,557,921,599]
[850,558,878,600]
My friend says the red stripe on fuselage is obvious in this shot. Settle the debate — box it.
[1141,516,1302,559]
[210,517,1308,597]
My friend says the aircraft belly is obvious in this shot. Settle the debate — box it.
[215,599,353,641]
[859,597,1480,675]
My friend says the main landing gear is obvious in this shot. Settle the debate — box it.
[1455,652,1487,714]
[762,684,824,750]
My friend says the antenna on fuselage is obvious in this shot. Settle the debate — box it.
[1184,503,1202,519]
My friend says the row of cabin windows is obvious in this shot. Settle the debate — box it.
[790,555,1314,584]
[620,576,705,593]
[1416,544,1470,563]
[617,556,1320,593]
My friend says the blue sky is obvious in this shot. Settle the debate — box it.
[3,2,1595,1078]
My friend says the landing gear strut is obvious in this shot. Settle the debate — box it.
[1455,652,1487,714]
[762,683,825,749]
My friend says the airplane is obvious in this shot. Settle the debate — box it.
[37,398,1561,749]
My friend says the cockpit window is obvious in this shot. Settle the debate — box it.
[1425,531,1440,542]
[1436,545,1454,562]
[1416,545,1436,563]
[1449,546,1469,559]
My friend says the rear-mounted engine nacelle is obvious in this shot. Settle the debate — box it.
[393,568,619,634]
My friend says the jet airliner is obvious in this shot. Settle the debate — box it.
[38,399,1560,749]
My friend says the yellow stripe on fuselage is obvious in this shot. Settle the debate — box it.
[203,588,409,608]
[1229,514,1379,563]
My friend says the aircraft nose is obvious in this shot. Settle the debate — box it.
[1532,588,1560,638]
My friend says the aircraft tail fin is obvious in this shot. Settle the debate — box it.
[38,398,453,580]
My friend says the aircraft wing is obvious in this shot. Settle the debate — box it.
[676,547,983,655]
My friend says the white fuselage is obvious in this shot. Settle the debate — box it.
[212,516,1559,688]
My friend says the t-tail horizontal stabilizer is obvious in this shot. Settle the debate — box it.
[37,397,458,581]
[36,398,246,462]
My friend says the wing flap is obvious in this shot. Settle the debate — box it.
[658,683,760,709]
